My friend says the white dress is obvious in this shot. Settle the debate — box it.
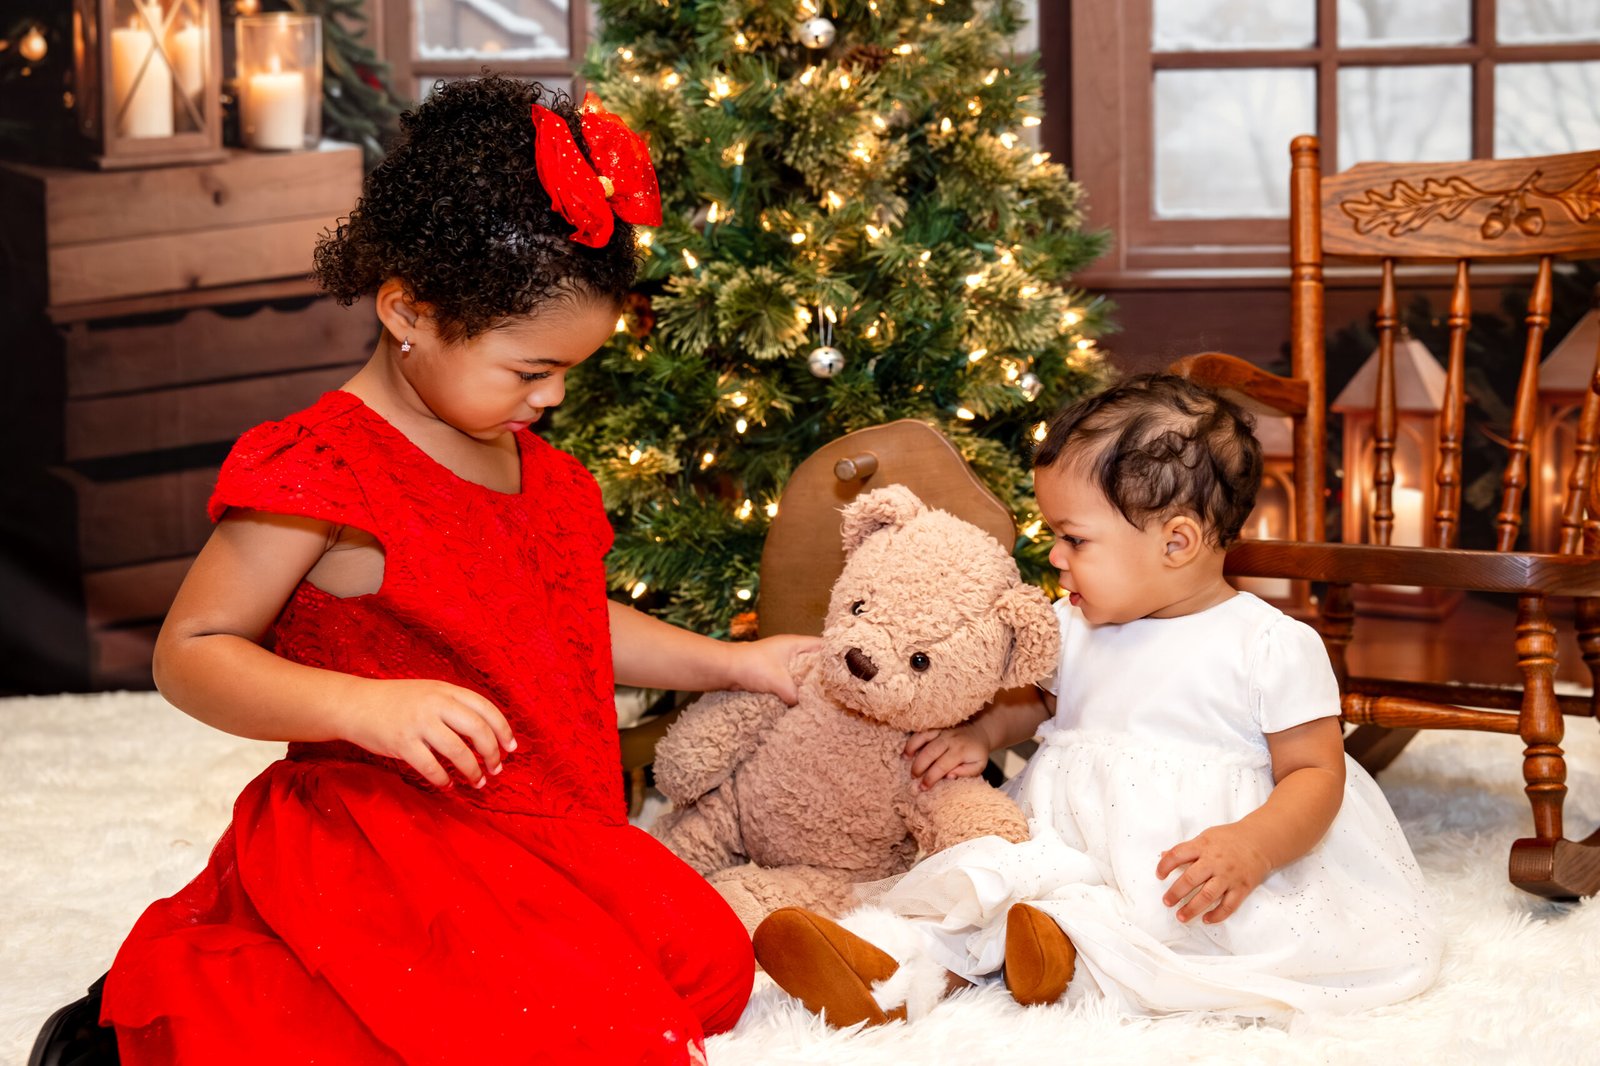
[875,592,1441,1017]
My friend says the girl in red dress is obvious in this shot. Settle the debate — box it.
[91,76,812,1065]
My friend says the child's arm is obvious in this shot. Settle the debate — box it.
[904,685,1054,790]
[607,601,818,704]
[1156,715,1346,923]
[155,510,514,788]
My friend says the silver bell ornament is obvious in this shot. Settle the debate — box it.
[808,346,846,378]
[1018,372,1043,401]
[797,16,836,49]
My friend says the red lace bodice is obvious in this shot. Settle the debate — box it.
[208,390,623,822]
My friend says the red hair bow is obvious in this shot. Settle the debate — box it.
[530,92,662,248]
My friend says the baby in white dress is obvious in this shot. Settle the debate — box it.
[755,373,1440,1025]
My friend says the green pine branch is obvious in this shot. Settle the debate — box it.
[550,0,1116,634]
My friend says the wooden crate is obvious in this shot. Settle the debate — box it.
[0,143,363,319]
[0,142,371,693]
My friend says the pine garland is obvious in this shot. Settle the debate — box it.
[548,0,1116,635]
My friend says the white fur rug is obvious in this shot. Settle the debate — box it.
[3,691,1597,1065]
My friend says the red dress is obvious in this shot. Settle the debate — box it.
[100,391,752,1065]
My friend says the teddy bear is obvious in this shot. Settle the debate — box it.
[650,484,1060,933]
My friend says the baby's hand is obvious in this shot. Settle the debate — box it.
[727,634,820,705]
[341,678,516,789]
[904,725,990,791]
[1156,823,1272,924]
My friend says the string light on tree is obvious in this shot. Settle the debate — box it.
[545,0,1113,637]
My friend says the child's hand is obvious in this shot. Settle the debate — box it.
[904,725,990,790]
[1156,823,1273,924]
[727,634,820,705]
[341,678,516,789]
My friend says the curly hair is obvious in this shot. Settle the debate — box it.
[313,75,640,342]
[1034,373,1264,549]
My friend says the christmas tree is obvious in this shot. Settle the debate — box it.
[549,0,1114,636]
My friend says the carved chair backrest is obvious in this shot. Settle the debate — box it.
[757,420,1015,638]
[1290,134,1600,555]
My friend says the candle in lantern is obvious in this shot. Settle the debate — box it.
[242,55,307,150]
[169,22,204,100]
[1390,485,1426,547]
[1238,512,1291,599]
[110,17,174,139]
[1374,483,1428,595]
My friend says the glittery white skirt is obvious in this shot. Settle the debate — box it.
[873,728,1441,1017]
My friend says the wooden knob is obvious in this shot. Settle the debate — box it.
[834,452,879,481]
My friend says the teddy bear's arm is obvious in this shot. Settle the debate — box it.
[652,688,790,804]
[905,778,1031,855]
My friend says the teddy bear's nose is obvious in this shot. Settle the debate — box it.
[845,647,879,681]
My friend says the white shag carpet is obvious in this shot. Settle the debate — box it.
[3,692,1598,1066]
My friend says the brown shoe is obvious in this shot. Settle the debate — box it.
[753,908,906,1028]
[1003,903,1075,1006]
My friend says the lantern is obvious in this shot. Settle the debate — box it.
[1532,291,1600,555]
[1332,328,1460,618]
[72,0,225,168]
[1235,415,1313,616]
[235,13,322,152]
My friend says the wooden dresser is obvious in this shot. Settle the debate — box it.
[0,142,376,692]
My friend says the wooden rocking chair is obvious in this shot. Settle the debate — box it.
[1173,135,1600,899]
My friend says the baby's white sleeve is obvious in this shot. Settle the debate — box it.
[1036,597,1076,696]
[1250,615,1342,734]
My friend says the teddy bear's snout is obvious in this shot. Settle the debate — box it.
[844,647,879,681]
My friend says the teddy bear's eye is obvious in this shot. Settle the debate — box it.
[909,652,931,671]
[851,600,866,615]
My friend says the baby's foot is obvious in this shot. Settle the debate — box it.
[753,907,904,1028]
[1003,902,1076,1006]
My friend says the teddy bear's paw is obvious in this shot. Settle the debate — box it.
[753,908,904,1028]
[1003,902,1076,1007]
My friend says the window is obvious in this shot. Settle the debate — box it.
[1065,0,1600,282]
[380,0,592,102]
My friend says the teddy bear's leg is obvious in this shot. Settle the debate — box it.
[707,863,858,935]
[652,787,744,878]
[1003,902,1075,1006]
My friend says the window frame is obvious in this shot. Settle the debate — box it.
[1064,0,1600,285]
[378,0,592,101]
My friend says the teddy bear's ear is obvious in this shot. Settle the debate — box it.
[838,485,928,554]
[994,582,1062,689]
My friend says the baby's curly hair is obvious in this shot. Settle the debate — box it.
[1034,373,1263,549]
[313,75,639,342]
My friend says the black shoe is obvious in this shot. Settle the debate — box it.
[28,973,119,1066]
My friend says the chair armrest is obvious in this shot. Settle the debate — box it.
[1226,541,1600,597]
[1167,352,1309,418]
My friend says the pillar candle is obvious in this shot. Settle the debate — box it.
[1238,511,1291,599]
[1390,485,1426,547]
[110,21,174,139]
[169,23,204,99]
[243,58,307,150]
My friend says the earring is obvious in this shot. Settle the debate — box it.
[400,336,412,353]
